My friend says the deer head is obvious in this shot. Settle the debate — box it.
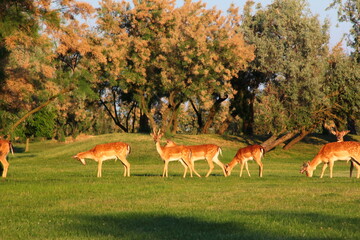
[150,129,164,143]
[300,161,314,177]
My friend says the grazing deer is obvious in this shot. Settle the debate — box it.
[73,142,131,177]
[151,130,200,178]
[224,145,265,177]
[323,122,358,177]
[165,140,226,177]
[0,140,14,178]
[300,141,360,178]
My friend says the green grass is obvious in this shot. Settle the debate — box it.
[1,133,360,240]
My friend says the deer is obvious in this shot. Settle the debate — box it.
[72,142,131,177]
[300,141,360,178]
[224,145,265,177]
[0,140,14,178]
[150,129,200,178]
[165,140,226,177]
[323,122,358,177]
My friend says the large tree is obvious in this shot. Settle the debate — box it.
[327,0,360,133]
[0,0,95,137]
[240,0,330,151]
[93,0,254,133]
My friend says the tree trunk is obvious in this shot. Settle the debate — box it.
[138,111,151,133]
[137,90,156,132]
[262,130,298,152]
[99,98,128,132]
[283,129,311,150]
[190,99,203,132]
[201,96,227,134]
[242,95,255,135]
[169,104,181,134]
[217,115,233,135]
[25,137,30,152]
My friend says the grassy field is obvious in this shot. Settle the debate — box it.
[1,133,360,240]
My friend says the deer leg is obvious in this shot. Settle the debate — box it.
[320,163,328,178]
[117,155,131,177]
[213,159,227,177]
[205,159,214,177]
[163,161,169,177]
[239,162,245,177]
[179,160,188,178]
[254,157,263,177]
[329,161,334,178]
[190,161,201,178]
[245,161,251,177]
[97,160,102,178]
[350,161,354,178]
[1,158,9,178]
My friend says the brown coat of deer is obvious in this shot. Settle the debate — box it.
[0,140,14,178]
[224,145,265,177]
[73,142,131,177]
[300,141,360,178]
[151,130,200,178]
[324,122,359,177]
[165,140,226,177]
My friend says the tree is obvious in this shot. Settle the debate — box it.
[327,0,360,133]
[328,0,360,62]
[325,44,360,134]
[93,0,254,134]
[241,0,330,151]
[0,0,95,137]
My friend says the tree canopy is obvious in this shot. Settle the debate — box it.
[0,0,358,151]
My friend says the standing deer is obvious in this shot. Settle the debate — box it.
[165,140,226,177]
[224,145,265,177]
[0,140,14,178]
[73,142,131,177]
[151,130,200,178]
[300,141,360,178]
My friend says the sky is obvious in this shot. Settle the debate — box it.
[82,0,352,52]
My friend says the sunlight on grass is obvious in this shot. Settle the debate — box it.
[1,133,359,239]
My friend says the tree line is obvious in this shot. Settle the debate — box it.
[0,0,359,151]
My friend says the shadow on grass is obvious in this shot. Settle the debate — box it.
[221,135,265,146]
[61,211,354,240]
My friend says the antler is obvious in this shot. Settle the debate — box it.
[150,127,164,142]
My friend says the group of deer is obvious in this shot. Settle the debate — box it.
[71,128,360,179]
[71,129,265,178]
[2,127,359,179]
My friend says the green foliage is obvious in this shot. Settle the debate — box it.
[24,107,56,139]
[328,0,360,60]
[242,0,330,134]
[326,48,360,128]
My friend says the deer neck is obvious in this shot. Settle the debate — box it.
[227,158,238,171]
[309,155,323,170]
[78,150,95,159]
[155,141,165,157]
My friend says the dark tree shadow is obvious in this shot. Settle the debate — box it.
[59,211,355,240]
